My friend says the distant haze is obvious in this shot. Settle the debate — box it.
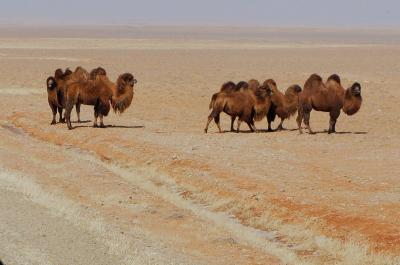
[1,0,400,28]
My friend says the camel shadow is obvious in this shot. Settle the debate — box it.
[106,125,145,129]
[71,120,91,124]
[311,130,368,135]
[70,124,145,130]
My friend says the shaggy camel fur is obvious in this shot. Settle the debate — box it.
[297,74,362,134]
[264,79,302,131]
[64,72,137,129]
[46,68,72,124]
[204,81,272,133]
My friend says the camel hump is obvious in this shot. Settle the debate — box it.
[54,69,64,80]
[90,67,107,80]
[308,74,323,82]
[327,74,341,84]
[263,79,278,92]
[220,81,236,92]
[235,81,248,91]
[64,68,73,76]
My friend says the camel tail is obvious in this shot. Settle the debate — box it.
[209,93,219,109]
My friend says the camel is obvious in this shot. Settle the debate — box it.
[297,74,362,134]
[264,79,302,131]
[204,81,272,133]
[46,68,72,124]
[46,66,107,125]
[64,71,137,129]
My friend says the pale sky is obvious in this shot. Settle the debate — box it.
[1,0,399,28]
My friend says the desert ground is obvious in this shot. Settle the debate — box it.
[0,26,399,265]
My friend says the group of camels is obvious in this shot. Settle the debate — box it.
[46,66,137,129]
[46,68,362,134]
[205,74,362,134]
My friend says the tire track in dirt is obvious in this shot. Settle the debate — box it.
[5,111,400,265]
[0,120,283,265]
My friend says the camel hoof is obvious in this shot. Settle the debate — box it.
[100,124,106,128]
[51,121,56,125]
[93,124,98,128]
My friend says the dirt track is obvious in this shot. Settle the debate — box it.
[0,31,400,264]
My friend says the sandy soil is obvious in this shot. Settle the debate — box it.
[0,26,399,265]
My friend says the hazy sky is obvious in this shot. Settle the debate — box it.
[1,0,399,28]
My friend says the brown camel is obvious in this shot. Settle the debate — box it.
[297,74,362,134]
[46,66,106,125]
[264,79,302,131]
[46,68,72,124]
[64,72,137,129]
[208,81,243,131]
[204,81,272,133]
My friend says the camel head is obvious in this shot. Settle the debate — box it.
[46,76,57,91]
[112,73,137,114]
[248,79,260,93]
[343,82,362,115]
[263,79,279,95]
[285,84,302,96]
[253,84,273,121]
[255,83,273,99]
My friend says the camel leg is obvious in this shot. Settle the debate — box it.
[328,110,340,134]
[76,103,81,123]
[65,102,74,130]
[296,112,303,134]
[93,105,99,128]
[277,118,285,131]
[99,115,106,128]
[204,116,213,133]
[246,119,258,133]
[204,110,220,133]
[246,122,254,132]
[50,105,57,125]
[236,120,242,133]
[303,111,314,134]
[230,116,236,132]
[93,114,98,127]
[58,107,65,123]
[267,119,274,132]
[214,114,222,133]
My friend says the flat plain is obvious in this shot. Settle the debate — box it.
[0,26,399,265]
